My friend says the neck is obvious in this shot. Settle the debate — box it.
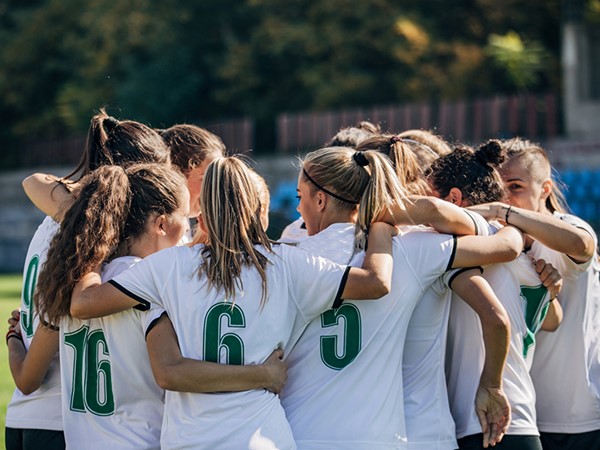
[126,234,159,259]
[316,208,357,233]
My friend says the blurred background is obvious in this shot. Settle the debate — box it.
[0,0,599,268]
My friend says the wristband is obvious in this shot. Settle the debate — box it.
[504,205,512,224]
[6,330,23,345]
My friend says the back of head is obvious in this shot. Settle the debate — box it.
[198,156,272,305]
[427,140,506,205]
[501,137,567,213]
[397,129,452,157]
[69,109,170,180]
[356,134,430,195]
[302,146,409,250]
[35,163,186,326]
[325,121,382,148]
[161,124,226,175]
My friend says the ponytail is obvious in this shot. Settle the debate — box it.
[197,157,272,306]
[354,150,408,251]
[36,166,131,326]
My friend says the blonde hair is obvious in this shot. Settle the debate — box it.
[502,137,569,214]
[194,157,272,305]
[248,168,270,230]
[302,146,409,251]
[356,135,430,195]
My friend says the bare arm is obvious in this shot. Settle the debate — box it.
[147,314,287,393]
[451,225,525,269]
[71,267,140,319]
[451,271,511,447]
[468,202,595,263]
[378,196,476,236]
[341,222,395,299]
[22,173,75,221]
[7,311,59,395]
[534,259,563,331]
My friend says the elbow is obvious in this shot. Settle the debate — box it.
[152,365,179,391]
[571,235,596,262]
[16,379,41,395]
[372,277,391,298]
[70,300,91,320]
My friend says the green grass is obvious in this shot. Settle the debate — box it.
[0,274,22,450]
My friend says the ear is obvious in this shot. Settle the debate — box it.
[153,214,168,236]
[316,190,328,212]
[541,178,552,200]
[446,187,464,206]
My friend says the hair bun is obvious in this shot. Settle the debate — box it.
[475,139,506,168]
[103,116,120,133]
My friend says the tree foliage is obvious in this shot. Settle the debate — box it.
[0,0,572,151]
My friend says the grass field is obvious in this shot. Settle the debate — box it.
[0,274,23,450]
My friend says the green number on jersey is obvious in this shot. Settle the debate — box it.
[204,302,246,365]
[64,325,115,416]
[520,284,549,358]
[320,303,362,370]
[21,255,40,338]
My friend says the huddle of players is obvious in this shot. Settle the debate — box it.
[5,113,599,450]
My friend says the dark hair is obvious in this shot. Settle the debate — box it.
[35,163,187,326]
[65,109,170,181]
[426,139,507,205]
[325,121,382,148]
[160,124,225,175]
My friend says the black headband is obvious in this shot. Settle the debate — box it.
[302,168,358,204]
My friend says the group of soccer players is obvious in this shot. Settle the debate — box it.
[5,112,600,450]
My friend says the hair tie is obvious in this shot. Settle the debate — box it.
[103,116,120,134]
[302,168,359,204]
[353,151,369,167]
[390,135,403,144]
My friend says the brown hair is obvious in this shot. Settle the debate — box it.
[66,109,170,181]
[35,164,187,326]
[397,129,452,157]
[194,157,272,305]
[426,140,507,205]
[302,146,409,251]
[501,137,568,214]
[160,124,225,175]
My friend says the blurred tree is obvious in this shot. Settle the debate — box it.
[0,0,565,156]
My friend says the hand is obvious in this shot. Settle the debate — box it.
[475,385,511,448]
[7,309,20,333]
[262,348,287,394]
[467,202,507,221]
[534,258,562,300]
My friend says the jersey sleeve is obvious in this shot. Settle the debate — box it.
[109,249,175,311]
[282,245,350,322]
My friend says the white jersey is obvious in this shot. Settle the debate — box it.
[280,217,309,243]
[280,224,456,450]
[403,267,459,450]
[6,216,62,432]
[529,212,600,433]
[446,216,548,438]
[110,243,350,450]
[59,257,164,450]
